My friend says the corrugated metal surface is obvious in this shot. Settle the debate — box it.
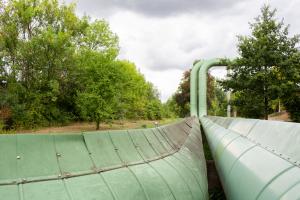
[0,117,208,200]
[201,116,300,200]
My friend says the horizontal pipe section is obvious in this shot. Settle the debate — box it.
[200,116,300,200]
[0,117,208,200]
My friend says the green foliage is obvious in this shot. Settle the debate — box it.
[280,52,300,122]
[221,5,300,120]
[173,70,191,117]
[0,0,164,130]
[162,97,180,118]
[208,79,227,117]
[170,68,227,117]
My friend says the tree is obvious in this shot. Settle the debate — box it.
[172,68,226,117]
[75,58,164,129]
[174,69,190,117]
[162,97,180,118]
[208,78,227,116]
[221,5,299,120]
[75,52,118,130]
[0,0,84,127]
[0,0,165,131]
[280,52,300,122]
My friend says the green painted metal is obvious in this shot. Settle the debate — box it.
[83,131,122,169]
[190,58,226,117]
[65,174,115,200]
[197,58,226,117]
[190,60,203,117]
[3,55,300,200]
[190,58,300,199]
[0,117,208,200]
[201,116,300,199]
[190,59,227,117]
[0,185,18,200]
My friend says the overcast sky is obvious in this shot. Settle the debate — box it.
[63,0,300,102]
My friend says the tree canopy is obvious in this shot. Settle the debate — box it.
[169,67,227,118]
[221,5,300,121]
[0,0,164,130]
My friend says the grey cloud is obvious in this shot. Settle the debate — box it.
[179,41,204,53]
[69,0,244,17]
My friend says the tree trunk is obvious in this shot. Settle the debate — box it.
[96,120,100,130]
[264,96,268,120]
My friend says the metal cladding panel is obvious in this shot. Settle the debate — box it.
[0,135,17,182]
[164,156,204,200]
[280,182,300,199]
[202,120,231,153]
[174,151,208,199]
[185,118,193,127]
[217,136,256,191]
[247,120,300,162]
[0,185,19,200]
[150,159,194,200]
[128,129,158,160]
[227,118,258,136]
[163,124,187,148]
[183,133,204,160]
[101,167,148,200]
[257,167,300,200]
[130,165,175,200]
[212,117,300,165]
[17,135,59,181]
[22,180,69,200]
[142,129,168,155]
[182,123,205,161]
[207,116,259,136]
[65,174,114,200]
[179,122,191,134]
[215,117,234,129]
[214,131,240,161]
[152,128,174,152]
[83,131,122,169]
[206,116,218,122]
[109,130,143,164]
[227,146,293,200]
[54,134,94,174]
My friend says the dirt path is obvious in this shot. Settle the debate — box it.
[268,111,291,122]
[16,119,179,134]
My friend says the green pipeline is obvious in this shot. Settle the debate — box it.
[200,116,300,199]
[0,117,209,200]
[190,58,227,117]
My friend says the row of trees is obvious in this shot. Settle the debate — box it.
[221,5,300,122]
[0,0,164,130]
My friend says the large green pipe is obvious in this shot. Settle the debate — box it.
[190,60,203,117]
[201,116,300,199]
[0,118,208,200]
[197,58,226,117]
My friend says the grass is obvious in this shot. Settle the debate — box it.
[0,118,181,134]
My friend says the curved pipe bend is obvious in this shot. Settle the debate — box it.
[190,58,228,117]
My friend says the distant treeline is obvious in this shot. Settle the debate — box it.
[0,0,168,130]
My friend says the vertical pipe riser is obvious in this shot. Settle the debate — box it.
[197,59,226,117]
[190,61,203,117]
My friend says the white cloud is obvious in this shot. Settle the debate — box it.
[63,0,300,102]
